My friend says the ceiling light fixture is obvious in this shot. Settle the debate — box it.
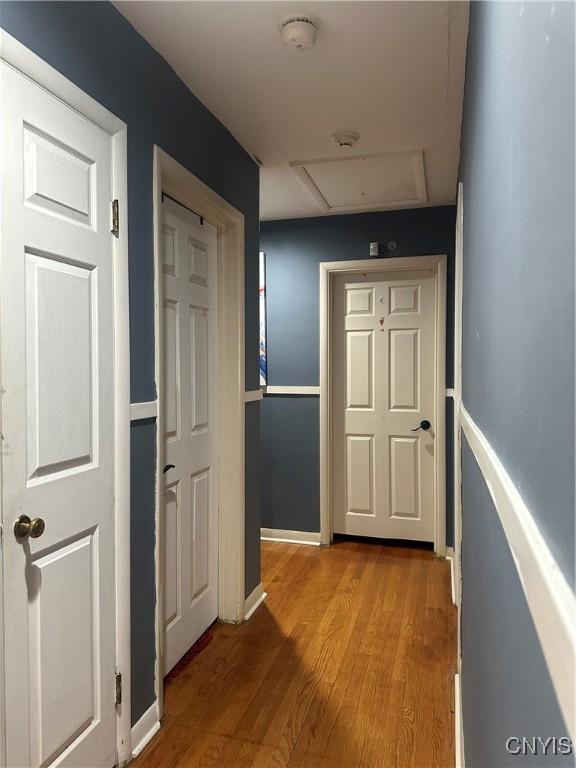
[281,16,318,52]
[332,130,360,148]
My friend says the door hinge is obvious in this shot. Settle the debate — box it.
[111,199,120,238]
[115,672,122,706]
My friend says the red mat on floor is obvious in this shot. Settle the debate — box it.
[164,628,213,683]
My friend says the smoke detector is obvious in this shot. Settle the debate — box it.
[332,130,360,149]
[281,16,318,52]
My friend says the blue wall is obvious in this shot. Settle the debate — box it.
[461,440,574,767]
[261,395,320,533]
[260,207,456,538]
[459,1,575,763]
[0,1,261,724]
[245,402,261,594]
[130,419,157,719]
[460,0,575,586]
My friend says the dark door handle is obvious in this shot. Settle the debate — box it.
[411,420,431,432]
[163,464,175,474]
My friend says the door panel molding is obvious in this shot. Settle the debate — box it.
[319,255,447,553]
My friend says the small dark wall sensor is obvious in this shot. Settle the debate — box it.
[369,241,380,257]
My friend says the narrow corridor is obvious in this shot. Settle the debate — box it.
[135,540,456,767]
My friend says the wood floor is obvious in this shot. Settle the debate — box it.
[134,540,457,768]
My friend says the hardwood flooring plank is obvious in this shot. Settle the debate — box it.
[232,558,343,744]
[255,557,367,751]
[292,550,389,759]
[132,540,456,768]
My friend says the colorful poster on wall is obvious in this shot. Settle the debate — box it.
[259,251,267,386]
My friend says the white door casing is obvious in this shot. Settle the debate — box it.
[332,270,437,541]
[161,197,219,675]
[1,62,118,767]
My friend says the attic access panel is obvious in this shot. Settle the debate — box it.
[290,150,427,213]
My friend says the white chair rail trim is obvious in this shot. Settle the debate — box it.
[130,401,158,421]
[244,389,264,403]
[264,385,320,396]
[460,404,575,737]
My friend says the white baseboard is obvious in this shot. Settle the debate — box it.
[244,582,267,620]
[446,546,456,606]
[460,404,576,738]
[261,527,321,546]
[131,700,160,758]
[455,673,465,768]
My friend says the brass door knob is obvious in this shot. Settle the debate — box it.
[14,515,46,540]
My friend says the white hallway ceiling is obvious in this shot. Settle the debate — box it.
[116,1,469,220]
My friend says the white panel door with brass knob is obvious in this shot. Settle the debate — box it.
[332,270,437,541]
[1,62,119,767]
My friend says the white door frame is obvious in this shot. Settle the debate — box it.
[152,147,246,720]
[319,255,447,555]
[453,181,464,768]
[0,32,131,767]
[454,183,464,617]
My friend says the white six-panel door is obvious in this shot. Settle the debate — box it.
[1,63,117,767]
[162,197,219,675]
[332,270,436,541]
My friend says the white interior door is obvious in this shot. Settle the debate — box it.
[332,270,437,541]
[1,63,117,767]
[162,197,219,675]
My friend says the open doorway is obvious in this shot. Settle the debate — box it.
[150,147,246,730]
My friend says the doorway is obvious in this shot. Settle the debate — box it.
[152,147,246,722]
[319,256,447,553]
[160,195,219,674]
